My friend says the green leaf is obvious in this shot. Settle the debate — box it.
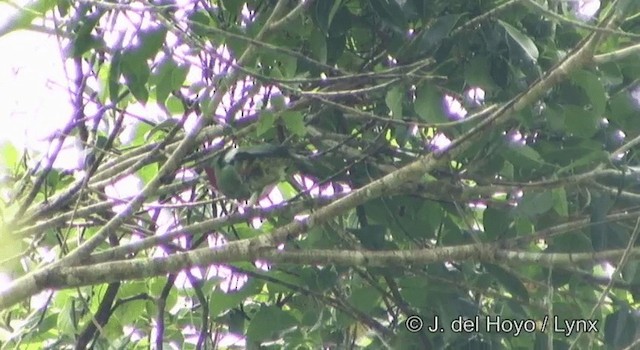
[56,300,77,336]
[154,58,189,106]
[0,0,56,37]
[313,0,342,35]
[187,10,212,37]
[102,317,124,340]
[31,314,57,337]
[0,224,25,272]
[271,94,286,111]
[370,0,407,32]
[517,191,553,217]
[327,0,343,31]
[604,309,636,349]
[484,264,529,301]
[416,201,443,236]
[108,51,123,104]
[114,297,146,325]
[393,124,412,147]
[281,111,306,136]
[501,145,545,169]
[556,148,607,175]
[571,70,607,115]
[309,28,327,63]
[552,187,568,217]
[465,56,496,90]
[622,261,640,285]
[256,110,277,136]
[121,51,151,104]
[514,211,543,237]
[608,90,638,129]
[299,267,339,292]
[208,280,263,317]
[385,86,403,118]
[564,105,599,138]
[393,200,439,240]
[348,286,382,313]
[265,271,304,295]
[349,225,386,250]
[268,61,285,80]
[71,13,103,57]
[45,169,60,188]
[548,232,593,253]
[397,277,430,306]
[227,309,246,334]
[414,82,447,123]
[498,20,539,62]
[277,53,298,78]
[246,305,298,342]
[221,0,244,18]
[410,14,463,55]
[165,95,185,115]
[135,27,167,60]
[615,0,640,16]
[542,105,565,131]
[0,142,19,170]
[483,206,512,239]
[590,192,613,251]
[327,34,347,64]
[226,27,250,59]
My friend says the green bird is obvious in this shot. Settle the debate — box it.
[204,144,308,203]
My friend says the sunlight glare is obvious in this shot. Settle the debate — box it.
[104,174,144,213]
[573,0,600,20]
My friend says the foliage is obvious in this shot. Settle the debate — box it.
[1,0,640,348]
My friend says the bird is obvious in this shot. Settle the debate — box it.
[204,144,309,204]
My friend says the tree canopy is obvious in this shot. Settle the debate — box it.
[2,0,640,348]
